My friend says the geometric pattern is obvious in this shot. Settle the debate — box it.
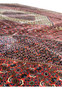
[0,9,53,26]
[0,4,62,87]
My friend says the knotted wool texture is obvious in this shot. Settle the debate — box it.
[0,4,62,87]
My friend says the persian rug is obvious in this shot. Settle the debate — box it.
[0,4,62,87]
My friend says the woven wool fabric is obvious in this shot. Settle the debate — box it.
[0,4,62,87]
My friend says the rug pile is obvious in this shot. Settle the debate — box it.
[0,4,62,87]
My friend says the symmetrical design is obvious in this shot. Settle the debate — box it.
[0,4,62,87]
[0,9,52,25]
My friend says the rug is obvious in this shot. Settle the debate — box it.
[0,4,62,87]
